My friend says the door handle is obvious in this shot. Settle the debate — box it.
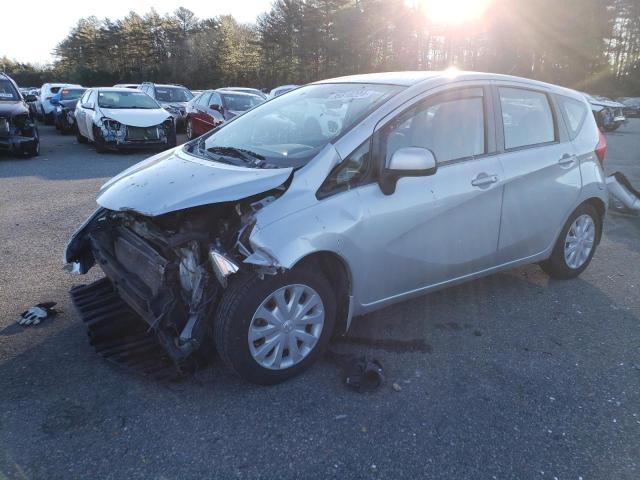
[471,173,499,188]
[558,154,576,167]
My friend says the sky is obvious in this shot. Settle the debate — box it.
[1,0,273,65]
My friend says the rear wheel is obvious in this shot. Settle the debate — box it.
[214,266,336,385]
[76,131,87,144]
[540,204,601,279]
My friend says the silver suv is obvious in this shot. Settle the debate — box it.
[65,71,608,384]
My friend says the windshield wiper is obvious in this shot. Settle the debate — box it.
[206,146,266,167]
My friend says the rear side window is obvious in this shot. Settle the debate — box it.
[557,95,588,139]
[499,87,555,149]
[50,87,61,94]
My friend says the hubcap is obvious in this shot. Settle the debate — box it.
[564,214,595,269]
[248,284,325,370]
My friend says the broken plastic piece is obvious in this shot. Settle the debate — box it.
[16,302,58,326]
[607,172,640,212]
[344,356,385,393]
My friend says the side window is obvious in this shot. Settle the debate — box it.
[499,87,555,149]
[210,93,222,107]
[317,140,370,198]
[383,88,485,164]
[80,90,91,105]
[198,92,212,107]
[557,95,588,140]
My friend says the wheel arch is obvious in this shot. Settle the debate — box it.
[292,250,353,335]
[582,197,606,244]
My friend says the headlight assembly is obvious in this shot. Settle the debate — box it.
[100,118,122,131]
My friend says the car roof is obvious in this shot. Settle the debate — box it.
[93,87,147,93]
[215,89,261,97]
[313,70,585,100]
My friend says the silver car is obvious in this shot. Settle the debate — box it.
[65,71,608,384]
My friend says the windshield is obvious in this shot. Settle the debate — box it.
[0,79,19,101]
[60,88,86,101]
[222,94,263,111]
[155,87,193,103]
[98,91,160,109]
[188,83,403,168]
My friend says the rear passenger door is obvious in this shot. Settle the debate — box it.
[494,83,582,264]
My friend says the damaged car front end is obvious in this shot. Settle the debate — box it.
[95,117,176,151]
[65,80,404,383]
[65,149,294,375]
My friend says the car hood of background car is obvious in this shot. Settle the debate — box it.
[96,148,293,216]
[99,108,171,127]
[0,101,28,116]
[60,99,79,109]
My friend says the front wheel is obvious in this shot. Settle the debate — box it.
[76,131,87,144]
[540,204,601,279]
[214,266,336,385]
[186,119,194,140]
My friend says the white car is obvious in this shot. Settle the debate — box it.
[74,87,176,152]
[37,82,82,124]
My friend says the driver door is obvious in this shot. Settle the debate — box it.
[356,86,505,305]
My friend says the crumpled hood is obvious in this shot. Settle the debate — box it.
[0,101,28,117]
[96,147,293,216]
[99,107,172,127]
[161,102,187,110]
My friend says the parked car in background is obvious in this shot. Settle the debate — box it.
[37,82,82,125]
[113,84,139,89]
[269,84,299,97]
[24,89,39,117]
[185,89,264,139]
[138,82,193,131]
[74,87,176,152]
[583,93,626,131]
[0,73,39,157]
[219,87,268,100]
[66,71,608,385]
[616,97,640,118]
[51,87,87,133]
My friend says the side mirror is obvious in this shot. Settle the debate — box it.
[210,103,223,113]
[24,94,37,102]
[379,147,437,195]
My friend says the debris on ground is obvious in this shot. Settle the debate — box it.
[344,356,385,393]
[392,382,402,392]
[16,302,58,326]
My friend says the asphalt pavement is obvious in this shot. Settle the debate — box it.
[0,121,639,480]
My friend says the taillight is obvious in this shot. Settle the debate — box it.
[595,129,606,166]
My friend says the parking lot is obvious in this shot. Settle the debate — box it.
[1,121,639,479]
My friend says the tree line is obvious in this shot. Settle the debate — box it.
[2,0,640,96]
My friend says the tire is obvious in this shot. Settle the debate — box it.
[44,112,53,126]
[540,203,601,279]
[21,126,40,158]
[186,119,194,140]
[76,131,87,144]
[214,266,337,385]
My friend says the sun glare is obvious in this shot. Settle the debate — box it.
[419,0,492,25]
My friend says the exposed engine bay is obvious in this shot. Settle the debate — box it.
[66,186,286,375]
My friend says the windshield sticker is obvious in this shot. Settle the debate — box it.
[327,90,376,100]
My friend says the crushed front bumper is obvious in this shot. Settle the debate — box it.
[0,130,38,154]
[70,278,196,378]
